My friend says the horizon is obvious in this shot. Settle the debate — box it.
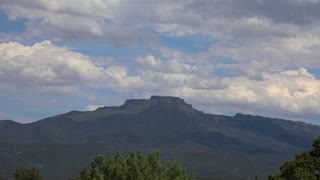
[1,1,320,124]
[3,95,320,126]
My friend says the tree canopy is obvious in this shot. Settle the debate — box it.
[0,166,44,180]
[70,150,194,180]
[269,136,320,180]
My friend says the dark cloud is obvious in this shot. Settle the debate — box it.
[186,0,320,25]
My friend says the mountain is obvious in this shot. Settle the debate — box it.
[0,96,319,179]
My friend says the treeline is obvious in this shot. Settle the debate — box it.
[0,167,43,180]
[70,150,193,180]
[1,150,193,180]
[269,136,320,180]
[2,136,319,180]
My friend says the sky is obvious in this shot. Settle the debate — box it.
[0,0,320,124]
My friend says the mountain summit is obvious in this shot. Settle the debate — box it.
[0,96,319,180]
[99,96,193,112]
[70,96,198,122]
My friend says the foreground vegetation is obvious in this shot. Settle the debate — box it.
[2,136,319,180]
[269,136,320,179]
[70,150,193,180]
[1,150,193,180]
[0,167,43,180]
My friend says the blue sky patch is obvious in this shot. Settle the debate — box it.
[0,12,26,34]
[160,35,212,54]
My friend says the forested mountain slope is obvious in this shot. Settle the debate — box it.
[0,96,319,179]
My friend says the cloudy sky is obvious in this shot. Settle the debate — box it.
[0,0,320,124]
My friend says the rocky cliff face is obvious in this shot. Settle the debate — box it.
[94,96,195,116]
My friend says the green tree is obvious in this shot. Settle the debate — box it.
[164,158,193,180]
[147,150,164,179]
[269,136,320,180]
[310,137,320,179]
[14,167,44,180]
[71,150,194,180]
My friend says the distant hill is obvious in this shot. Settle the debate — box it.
[0,96,319,180]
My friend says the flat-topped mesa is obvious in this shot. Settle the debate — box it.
[149,96,193,109]
[122,96,192,109]
[150,96,183,101]
[95,96,194,115]
[151,96,188,103]
[122,99,150,108]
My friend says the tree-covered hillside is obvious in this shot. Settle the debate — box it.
[0,96,319,179]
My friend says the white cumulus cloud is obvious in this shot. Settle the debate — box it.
[102,55,320,122]
[0,41,104,93]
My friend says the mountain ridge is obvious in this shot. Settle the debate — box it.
[78,96,317,127]
[1,96,317,127]
[0,96,319,179]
